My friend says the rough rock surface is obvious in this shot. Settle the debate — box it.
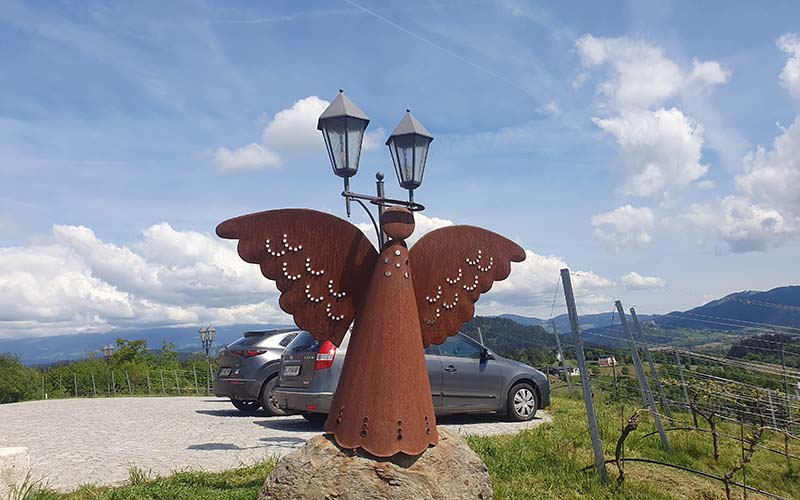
[258,428,492,500]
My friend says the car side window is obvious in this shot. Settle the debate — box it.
[279,333,297,347]
[437,336,482,359]
[424,344,439,356]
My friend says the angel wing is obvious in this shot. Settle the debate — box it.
[216,209,378,346]
[409,226,525,347]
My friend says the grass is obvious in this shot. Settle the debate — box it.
[24,392,799,500]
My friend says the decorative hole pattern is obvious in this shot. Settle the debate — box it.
[327,280,346,299]
[304,257,325,276]
[304,284,324,303]
[425,286,442,304]
[325,303,345,321]
[445,268,463,285]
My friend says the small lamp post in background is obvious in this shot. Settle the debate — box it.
[318,90,433,246]
[199,325,216,394]
[101,344,115,396]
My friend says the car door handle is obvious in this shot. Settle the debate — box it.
[444,365,457,373]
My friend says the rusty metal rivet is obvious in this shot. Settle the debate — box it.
[395,263,401,268]
[361,430,368,437]
[385,271,391,277]
[363,416,368,422]
[394,249,401,256]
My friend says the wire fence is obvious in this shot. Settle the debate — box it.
[552,269,800,499]
[36,363,218,400]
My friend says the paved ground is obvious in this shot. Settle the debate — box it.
[0,397,550,491]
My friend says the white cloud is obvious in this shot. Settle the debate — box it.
[680,196,794,253]
[687,59,732,90]
[576,34,684,109]
[0,224,283,338]
[262,96,330,152]
[736,117,800,214]
[594,108,708,196]
[778,33,800,99]
[621,272,666,290]
[213,143,281,171]
[538,101,561,117]
[591,205,655,253]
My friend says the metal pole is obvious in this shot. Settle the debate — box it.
[146,371,152,395]
[160,370,166,394]
[376,172,386,246]
[111,371,116,396]
[41,373,45,399]
[73,373,78,397]
[91,373,97,397]
[616,301,670,452]
[551,320,573,396]
[59,374,63,395]
[630,307,672,418]
[126,370,133,395]
[193,365,199,395]
[174,369,181,396]
[780,346,792,432]
[768,391,778,428]
[560,269,608,482]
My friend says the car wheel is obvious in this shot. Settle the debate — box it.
[507,383,538,421]
[260,376,288,417]
[301,412,328,423]
[231,399,261,413]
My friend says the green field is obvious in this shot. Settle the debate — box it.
[21,391,799,500]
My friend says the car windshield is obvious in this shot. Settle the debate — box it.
[284,331,320,352]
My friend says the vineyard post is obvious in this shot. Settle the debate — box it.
[193,365,200,395]
[146,371,152,395]
[767,390,777,428]
[174,369,181,396]
[616,301,670,452]
[160,369,166,394]
[630,307,672,418]
[551,319,573,396]
[41,372,45,399]
[91,373,97,397]
[674,351,698,428]
[73,373,78,397]
[125,370,133,395]
[561,268,608,482]
[111,371,116,396]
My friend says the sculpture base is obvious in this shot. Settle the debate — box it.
[258,429,492,500]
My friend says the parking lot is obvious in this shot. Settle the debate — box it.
[0,396,550,491]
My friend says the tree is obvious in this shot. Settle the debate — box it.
[0,353,40,403]
[113,338,147,364]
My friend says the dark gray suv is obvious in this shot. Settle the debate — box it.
[273,331,550,422]
[213,329,298,415]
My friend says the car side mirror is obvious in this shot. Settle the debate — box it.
[481,347,494,361]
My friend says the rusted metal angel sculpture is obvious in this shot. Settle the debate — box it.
[217,206,524,457]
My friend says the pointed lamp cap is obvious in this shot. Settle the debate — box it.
[386,109,433,144]
[317,89,370,130]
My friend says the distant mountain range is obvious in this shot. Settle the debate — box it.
[501,285,800,347]
[2,286,798,365]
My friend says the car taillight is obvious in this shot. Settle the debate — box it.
[239,349,267,358]
[314,340,336,370]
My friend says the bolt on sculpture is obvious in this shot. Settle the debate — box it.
[216,91,525,457]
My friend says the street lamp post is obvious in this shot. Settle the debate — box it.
[199,326,216,394]
[318,90,433,246]
[101,344,115,396]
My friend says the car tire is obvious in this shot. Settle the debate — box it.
[260,376,288,417]
[507,382,538,421]
[231,399,261,413]
[301,412,328,423]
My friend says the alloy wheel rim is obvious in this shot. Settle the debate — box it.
[513,388,534,417]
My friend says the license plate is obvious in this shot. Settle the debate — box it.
[218,368,232,377]
[283,365,300,377]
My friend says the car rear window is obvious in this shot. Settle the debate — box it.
[285,331,321,352]
[228,330,294,348]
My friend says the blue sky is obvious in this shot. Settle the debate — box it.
[1,0,799,338]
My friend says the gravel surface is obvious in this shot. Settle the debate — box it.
[0,397,550,491]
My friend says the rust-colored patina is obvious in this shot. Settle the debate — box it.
[217,206,524,457]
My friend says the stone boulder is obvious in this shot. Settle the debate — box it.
[259,428,492,500]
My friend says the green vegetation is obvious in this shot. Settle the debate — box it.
[25,462,274,500]
[0,339,217,404]
[23,391,798,500]
[0,353,40,403]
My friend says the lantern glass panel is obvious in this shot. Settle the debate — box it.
[412,136,431,185]
[390,134,418,189]
[322,116,349,176]
[346,121,364,173]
